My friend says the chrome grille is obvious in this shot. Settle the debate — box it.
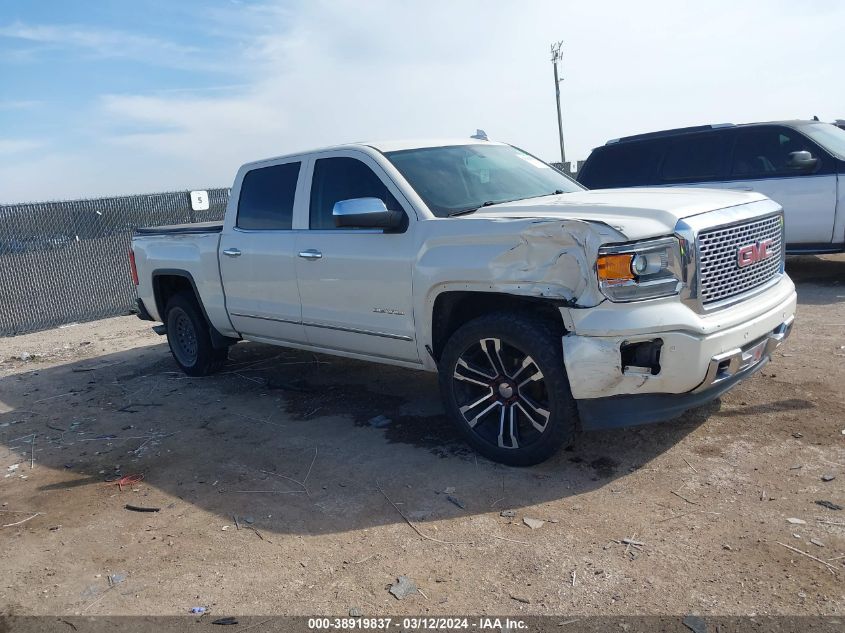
[697,214,783,305]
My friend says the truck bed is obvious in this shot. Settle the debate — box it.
[135,221,223,236]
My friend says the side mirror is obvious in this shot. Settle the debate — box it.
[332,198,403,229]
[787,150,818,171]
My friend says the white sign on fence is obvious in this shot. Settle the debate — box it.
[190,190,210,211]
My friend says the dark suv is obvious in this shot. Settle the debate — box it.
[576,120,845,253]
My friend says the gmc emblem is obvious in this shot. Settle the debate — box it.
[737,239,775,268]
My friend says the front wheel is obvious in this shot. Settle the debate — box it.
[438,313,578,466]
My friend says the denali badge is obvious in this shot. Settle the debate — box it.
[737,239,774,268]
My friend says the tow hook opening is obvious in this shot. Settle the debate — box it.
[621,339,663,376]
[716,357,733,379]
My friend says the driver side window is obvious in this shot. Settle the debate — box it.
[731,128,816,178]
[309,157,402,230]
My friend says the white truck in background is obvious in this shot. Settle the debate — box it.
[130,138,796,465]
[576,119,845,253]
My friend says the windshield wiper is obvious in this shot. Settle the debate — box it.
[447,200,497,217]
[447,192,565,217]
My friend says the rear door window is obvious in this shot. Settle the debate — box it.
[660,133,730,182]
[578,142,662,188]
[236,161,301,230]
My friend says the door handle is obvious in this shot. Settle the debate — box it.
[728,186,753,191]
[222,248,241,257]
[298,249,323,260]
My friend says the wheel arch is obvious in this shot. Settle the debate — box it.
[429,290,568,362]
[152,269,237,349]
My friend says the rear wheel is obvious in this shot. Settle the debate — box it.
[165,292,227,376]
[439,313,577,466]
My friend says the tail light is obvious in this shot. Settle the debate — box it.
[129,248,139,286]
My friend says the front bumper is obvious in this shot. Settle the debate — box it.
[693,316,792,394]
[576,317,792,430]
[560,275,796,429]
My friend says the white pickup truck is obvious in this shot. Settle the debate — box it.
[130,138,796,465]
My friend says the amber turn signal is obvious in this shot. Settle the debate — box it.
[597,253,634,282]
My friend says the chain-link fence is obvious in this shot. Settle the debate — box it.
[550,160,586,178]
[0,188,230,337]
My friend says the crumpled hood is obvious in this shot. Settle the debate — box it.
[471,187,773,240]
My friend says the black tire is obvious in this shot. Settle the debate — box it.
[164,292,227,377]
[438,312,578,466]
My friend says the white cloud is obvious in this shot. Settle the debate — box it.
[2,0,845,202]
[0,21,219,71]
[0,99,42,110]
[0,139,43,154]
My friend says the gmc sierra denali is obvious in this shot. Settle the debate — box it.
[130,138,796,465]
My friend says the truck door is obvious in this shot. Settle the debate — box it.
[218,159,308,344]
[294,152,419,363]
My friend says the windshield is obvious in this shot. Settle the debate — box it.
[797,122,845,160]
[385,144,584,217]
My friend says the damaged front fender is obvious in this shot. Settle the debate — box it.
[414,217,625,368]
[486,218,624,307]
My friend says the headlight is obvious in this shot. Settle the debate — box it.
[596,236,683,301]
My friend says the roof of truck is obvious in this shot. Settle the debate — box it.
[364,138,504,152]
[604,119,820,146]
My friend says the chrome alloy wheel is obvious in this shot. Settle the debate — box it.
[451,338,551,450]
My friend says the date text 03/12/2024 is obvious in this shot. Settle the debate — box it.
[307,617,528,630]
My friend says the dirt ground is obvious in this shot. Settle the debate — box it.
[0,255,843,618]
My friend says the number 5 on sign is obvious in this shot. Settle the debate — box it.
[190,190,209,211]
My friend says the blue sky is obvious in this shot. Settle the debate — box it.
[1,0,844,202]
[1,1,262,153]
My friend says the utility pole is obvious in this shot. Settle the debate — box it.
[550,41,566,165]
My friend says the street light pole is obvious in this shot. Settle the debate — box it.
[550,41,566,166]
